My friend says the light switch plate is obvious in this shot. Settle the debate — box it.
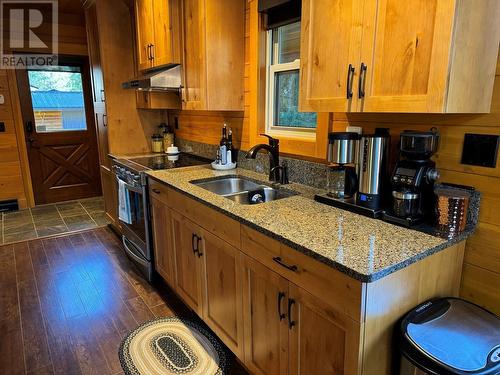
[0,95,4,104]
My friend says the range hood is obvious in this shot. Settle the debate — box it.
[122,63,182,92]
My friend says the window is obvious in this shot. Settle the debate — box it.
[27,67,87,133]
[266,22,316,137]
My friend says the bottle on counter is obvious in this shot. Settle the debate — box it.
[219,123,228,165]
[227,128,233,164]
[151,133,163,153]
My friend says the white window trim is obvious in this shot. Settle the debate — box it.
[265,28,316,140]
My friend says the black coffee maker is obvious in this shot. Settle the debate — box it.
[383,129,440,226]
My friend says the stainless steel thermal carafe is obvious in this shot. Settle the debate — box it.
[356,134,389,209]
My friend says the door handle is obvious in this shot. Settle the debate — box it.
[272,257,298,272]
[102,114,107,127]
[358,62,367,99]
[346,64,355,99]
[195,236,202,257]
[191,233,198,255]
[25,120,33,134]
[287,298,296,329]
[100,89,105,102]
[151,44,155,60]
[147,44,152,60]
[277,292,286,321]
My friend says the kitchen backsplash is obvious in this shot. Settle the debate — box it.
[176,138,329,189]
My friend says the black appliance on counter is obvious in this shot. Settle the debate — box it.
[383,129,440,227]
[112,153,210,281]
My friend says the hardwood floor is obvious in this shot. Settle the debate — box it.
[0,227,247,374]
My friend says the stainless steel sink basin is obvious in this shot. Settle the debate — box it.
[192,177,263,196]
[190,176,297,204]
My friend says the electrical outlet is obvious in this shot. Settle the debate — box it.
[174,116,179,129]
[0,122,4,132]
[461,133,499,168]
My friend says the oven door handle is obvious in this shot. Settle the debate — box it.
[115,175,143,194]
[122,236,148,267]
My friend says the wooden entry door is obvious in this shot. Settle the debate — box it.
[16,57,101,204]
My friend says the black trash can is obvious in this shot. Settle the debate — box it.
[397,297,500,375]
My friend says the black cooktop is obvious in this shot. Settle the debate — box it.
[129,153,211,170]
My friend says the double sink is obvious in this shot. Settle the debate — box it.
[190,176,297,205]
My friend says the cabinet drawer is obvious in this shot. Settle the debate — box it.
[241,225,364,322]
[148,179,169,205]
[167,187,241,249]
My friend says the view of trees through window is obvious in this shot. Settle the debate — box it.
[28,70,87,133]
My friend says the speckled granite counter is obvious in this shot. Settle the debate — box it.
[147,166,474,283]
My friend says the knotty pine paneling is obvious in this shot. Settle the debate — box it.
[333,55,500,314]
[0,71,28,208]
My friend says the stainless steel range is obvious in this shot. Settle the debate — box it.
[112,153,211,281]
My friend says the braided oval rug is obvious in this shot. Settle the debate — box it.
[119,317,230,375]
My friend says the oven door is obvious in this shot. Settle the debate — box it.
[116,176,150,259]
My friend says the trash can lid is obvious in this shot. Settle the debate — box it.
[399,298,500,374]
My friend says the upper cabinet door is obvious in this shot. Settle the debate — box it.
[181,0,206,110]
[299,0,364,112]
[135,0,155,71]
[152,0,182,66]
[358,0,456,112]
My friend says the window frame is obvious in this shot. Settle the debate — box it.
[265,23,316,140]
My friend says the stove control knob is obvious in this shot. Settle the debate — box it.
[426,168,440,182]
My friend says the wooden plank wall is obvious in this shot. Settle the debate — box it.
[332,54,500,314]
[0,71,31,208]
[0,12,89,209]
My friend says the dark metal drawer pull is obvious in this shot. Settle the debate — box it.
[272,257,298,272]
[152,188,161,194]
[277,292,286,321]
[288,298,296,329]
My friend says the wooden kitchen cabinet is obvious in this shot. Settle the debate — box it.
[288,284,361,375]
[100,166,119,227]
[150,195,176,286]
[200,229,244,357]
[172,211,204,315]
[299,0,364,112]
[300,0,500,113]
[242,254,289,375]
[181,0,245,110]
[135,0,182,71]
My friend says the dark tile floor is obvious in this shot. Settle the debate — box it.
[0,197,109,245]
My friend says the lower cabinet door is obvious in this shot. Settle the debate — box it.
[200,229,244,357]
[172,212,203,315]
[288,283,361,375]
[242,254,289,375]
[150,197,175,287]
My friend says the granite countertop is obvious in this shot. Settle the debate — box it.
[147,166,472,282]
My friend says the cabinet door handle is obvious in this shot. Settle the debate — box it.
[196,236,202,257]
[277,292,286,321]
[100,89,105,102]
[151,44,155,60]
[102,114,107,127]
[346,64,355,99]
[191,233,198,255]
[287,298,296,329]
[151,188,161,194]
[358,62,367,99]
[147,44,152,60]
[272,257,298,272]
